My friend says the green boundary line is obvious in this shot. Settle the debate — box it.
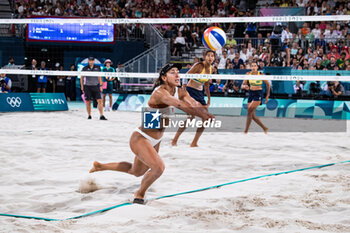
[1,160,349,221]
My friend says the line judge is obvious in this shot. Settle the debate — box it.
[80,56,107,120]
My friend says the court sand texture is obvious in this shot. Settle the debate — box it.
[0,108,349,233]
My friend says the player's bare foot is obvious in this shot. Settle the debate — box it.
[133,190,145,204]
[190,143,198,147]
[263,127,269,134]
[171,140,177,146]
[89,161,102,173]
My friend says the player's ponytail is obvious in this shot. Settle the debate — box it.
[153,76,164,89]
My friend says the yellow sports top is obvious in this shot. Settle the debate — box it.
[248,71,263,86]
[193,65,212,84]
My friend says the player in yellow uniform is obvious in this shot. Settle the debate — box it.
[242,61,270,134]
[171,50,215,147]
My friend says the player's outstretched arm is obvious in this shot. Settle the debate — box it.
[154,88,214,121]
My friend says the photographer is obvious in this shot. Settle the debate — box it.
[226,80,241,93]
[0,73,12,93]
[327,81,344,97]
[309,81,321,95]
[270,50,283,67]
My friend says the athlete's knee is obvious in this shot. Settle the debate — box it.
[247,107,255,113]
[153,162,165,177]
[128,167,146,177]
[133,170,147,177]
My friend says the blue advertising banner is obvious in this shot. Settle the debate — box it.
[0,93,68,112]
[30,93,68,111]
[241,98,350,120]
[0,93,34,112]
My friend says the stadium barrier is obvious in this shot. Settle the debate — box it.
[111,94,350,120]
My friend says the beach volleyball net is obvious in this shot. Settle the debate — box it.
[0,15,350,96]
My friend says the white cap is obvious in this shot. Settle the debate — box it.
[104,59,112,65]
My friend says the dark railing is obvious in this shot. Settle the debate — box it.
[8,0,15,12]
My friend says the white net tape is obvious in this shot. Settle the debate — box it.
[1,69,349,81]
[0,15,349,24]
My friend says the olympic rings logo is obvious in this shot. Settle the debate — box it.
[6,97,22,107]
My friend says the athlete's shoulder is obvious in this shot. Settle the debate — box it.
[151,86,174,103]
[152,85,166,95]
[192,62,204,69]
[188,62,204,74]
[196,62,205,68]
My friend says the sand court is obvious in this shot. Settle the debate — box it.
[0,108,349,232]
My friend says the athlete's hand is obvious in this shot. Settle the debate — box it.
[203,113,215,121]
[205,99,211,108]
[208,113,215,120]
[100,86,103,92]
[81,89,84,93]
[265,96,269,104]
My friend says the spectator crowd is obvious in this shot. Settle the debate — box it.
[13,0,350,66]
[6,0,350,97]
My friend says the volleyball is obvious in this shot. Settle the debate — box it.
[202,27,226,51]
[106,76,113,81]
